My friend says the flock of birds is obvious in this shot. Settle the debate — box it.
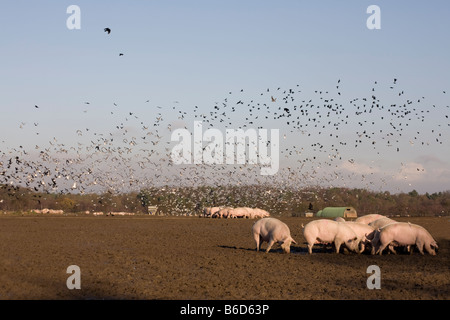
[0,27,449,202]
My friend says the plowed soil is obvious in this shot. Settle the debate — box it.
[0,215,448,300]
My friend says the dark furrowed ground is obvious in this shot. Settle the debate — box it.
[0,215,448,300]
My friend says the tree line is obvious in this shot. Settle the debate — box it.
[1,184,448,217]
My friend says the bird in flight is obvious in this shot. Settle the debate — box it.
[104,28,111,34]
[119,53,124,56]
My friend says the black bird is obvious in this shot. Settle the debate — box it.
[104,28,111,34]
[119,53,124,56]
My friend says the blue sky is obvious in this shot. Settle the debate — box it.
[0,1,449,194]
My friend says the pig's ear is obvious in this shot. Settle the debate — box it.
[291,237,297,244]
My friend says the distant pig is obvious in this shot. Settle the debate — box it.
[355,214,385,225]
[302,219,359,254]
[252,218,297,253]
[368,217,397,229]
[375,222,438,255]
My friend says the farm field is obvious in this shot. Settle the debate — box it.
[0,215,448,300]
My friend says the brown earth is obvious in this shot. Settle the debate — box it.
[0,215,449,300]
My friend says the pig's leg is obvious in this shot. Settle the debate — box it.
[416,242,425,255]
[253,233,261,252]
[265,238,275,253]
[304,235,315,254]
[388,244,397,254]
[377,241,389,255]
[307,242,314,254]
[334,240,342,254]
[371,243,378,255]
[408,245,414,255]
[370,238,379,255]
[359,242,365,254]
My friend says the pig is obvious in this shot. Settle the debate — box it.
[370,223,414,255]
[369,222,409,255]
[230,207,249,218]
[252,218,297,253]
[250,208,270,219]
[243,207,255,218]
[355,214,385,225]
[302,219,359,254]
[203,207,211,217]
[215,207,233,218]
[343,221,376,253]
[204,207,222,218]
[375,222,438,255]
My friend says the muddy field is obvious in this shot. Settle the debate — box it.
[0,215,448,300]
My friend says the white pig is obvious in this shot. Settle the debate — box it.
[251,208,270,219]
[215,207,233,218]
[375,222,438,255]
[205,207,222,218]
[230,207,250,218]
[369,226,399,255]
[252,218,297,253]
[302,219,359,254]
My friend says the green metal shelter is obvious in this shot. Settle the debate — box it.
[316,207,357,218]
